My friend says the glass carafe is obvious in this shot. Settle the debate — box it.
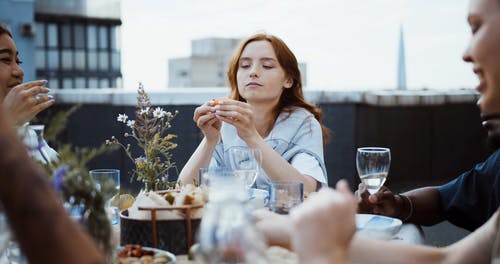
[197,175,268,264]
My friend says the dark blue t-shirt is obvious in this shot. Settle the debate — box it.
[438,149,500,231]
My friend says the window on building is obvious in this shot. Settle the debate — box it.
[35,17,122,89]
[63,78,73,89]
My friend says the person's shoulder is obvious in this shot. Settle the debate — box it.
[282,107,315,120]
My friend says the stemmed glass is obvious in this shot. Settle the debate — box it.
[356,147,391,194]
[228,147,262,188]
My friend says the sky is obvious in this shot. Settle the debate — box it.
[120,0,476,91]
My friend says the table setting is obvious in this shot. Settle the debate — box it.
[0,85,424,264]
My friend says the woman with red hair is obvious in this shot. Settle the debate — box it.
[180,33,329,194]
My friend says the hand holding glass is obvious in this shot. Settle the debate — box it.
[356,147,391,194]
[228,147,262,188]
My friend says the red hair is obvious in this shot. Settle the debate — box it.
[227,33,330,143]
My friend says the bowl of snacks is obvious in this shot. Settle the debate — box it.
[120,185,207,255]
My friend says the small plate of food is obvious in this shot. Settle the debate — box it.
[117,244,175,264]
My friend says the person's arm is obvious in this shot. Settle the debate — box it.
[442,210,499,264]
[349,211,500,264]
[349,236,446,264]
[356,184,444,225]
[178,101,221,185]
[178,137,218,185]
[0,107,105,264]
[401,186,444,225]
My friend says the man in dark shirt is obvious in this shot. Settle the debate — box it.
[439,150,500,231]
[356,0,500,229]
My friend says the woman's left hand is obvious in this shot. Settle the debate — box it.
[213,99,259,141]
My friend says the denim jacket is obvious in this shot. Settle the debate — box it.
[210,107,327,190]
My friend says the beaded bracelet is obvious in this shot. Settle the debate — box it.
[400,194,414,222]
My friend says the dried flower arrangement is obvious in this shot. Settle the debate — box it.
[107,84,179,191]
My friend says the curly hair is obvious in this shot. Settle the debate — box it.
[227,33,330,144]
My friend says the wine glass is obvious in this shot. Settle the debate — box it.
[356,147,391,194]
[228,147,262,188]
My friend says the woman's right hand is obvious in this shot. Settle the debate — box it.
[193,100,221,143]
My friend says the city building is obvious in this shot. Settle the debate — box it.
[168,37,307,88]
[0,0,122,89]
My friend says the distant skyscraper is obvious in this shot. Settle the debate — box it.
[397,25,407,90]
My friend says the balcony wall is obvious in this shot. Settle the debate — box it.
[41,88,491,195]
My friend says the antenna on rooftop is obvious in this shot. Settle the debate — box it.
[397,25,407,90]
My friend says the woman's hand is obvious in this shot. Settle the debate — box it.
[213,99,259,141]
[3,80,54,126]
[193,100,222,143]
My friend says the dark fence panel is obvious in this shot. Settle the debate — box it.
[40,102,491,194]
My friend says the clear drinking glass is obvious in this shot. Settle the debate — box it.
[89,169,120,225]
[356,147,391,194]
[268,181,304,215]
[228,147,262,188]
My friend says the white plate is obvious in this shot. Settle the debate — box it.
[117,246,176,263]
[355,214,402,240]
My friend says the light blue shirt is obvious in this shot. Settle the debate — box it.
[210,107,327,190]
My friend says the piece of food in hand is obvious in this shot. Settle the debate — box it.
[212,97,228,106]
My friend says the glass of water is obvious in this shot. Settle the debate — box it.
[89,169,120,225]
[356,147,391,194]
[268,181,304,215]
[228,147,262,188]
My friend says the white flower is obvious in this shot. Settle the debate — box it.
[117,114,128,123]
[126,120,135,128]
[139,107,150,115]
[153,107,166,118]
[135,156,147,163]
